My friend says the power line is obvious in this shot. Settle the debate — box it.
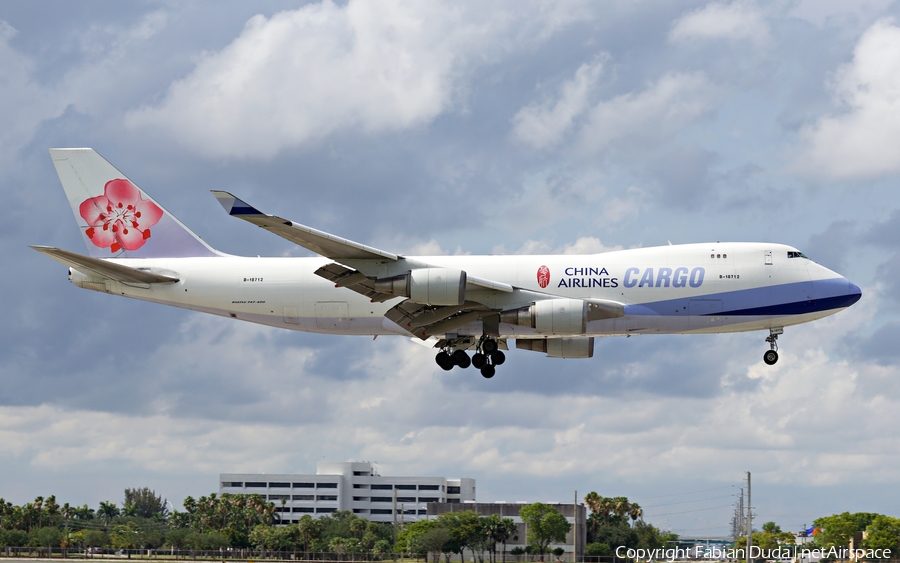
[642,494,736,509]
[646,503,735,517]
[633,486,735,501]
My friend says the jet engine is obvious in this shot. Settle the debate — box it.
[500,298,587,334]
[374,268,466,306]
[516,337,595,358]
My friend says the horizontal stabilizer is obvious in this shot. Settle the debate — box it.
[30,246,179,284]
[211,191,399,261]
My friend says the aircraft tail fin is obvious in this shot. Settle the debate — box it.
[50,148,218,258]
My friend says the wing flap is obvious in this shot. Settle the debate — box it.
[212,191,399,261]
[31,246,180,284]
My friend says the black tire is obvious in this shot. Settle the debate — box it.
[481,364,496,379]
[490,350,506,366]
[763,350,779,365]
[482,339,498,354]
[472,353,487,369]
[452,349,470,368]
[435,351,453,371]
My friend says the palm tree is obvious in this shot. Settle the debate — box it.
[629,504,642,527]
[98,501,119,530]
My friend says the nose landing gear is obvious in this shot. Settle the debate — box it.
[763,327,783,365]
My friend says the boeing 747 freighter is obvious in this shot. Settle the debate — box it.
[32,149,862,378]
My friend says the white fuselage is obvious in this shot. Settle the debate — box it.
[70,242,861,339]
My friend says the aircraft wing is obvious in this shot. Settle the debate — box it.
[31,246,179,284]
[210,191,615,340]
[211,191,399,261]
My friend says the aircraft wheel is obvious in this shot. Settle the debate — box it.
[490,350,506,366]
[482,339,498,354]
[452,349,470,368]
[472,353,487,369]
[436,351,453,371]
[763,350,779,365]
[480,364,496,379]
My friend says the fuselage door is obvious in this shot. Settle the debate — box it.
[764,250,773,265]
[315,301,350,330]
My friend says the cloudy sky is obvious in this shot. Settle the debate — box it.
[3,0,900,537]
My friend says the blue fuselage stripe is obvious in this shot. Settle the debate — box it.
[624,278,861,317]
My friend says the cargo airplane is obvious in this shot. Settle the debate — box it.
[33,149,862,378]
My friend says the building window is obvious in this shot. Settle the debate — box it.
[353,471,370,476]
[418,510,426,515]
[292,507,314,513]
[353,484,368,489]
[353,509,369,514]
[447,486,460,494]
[317,495,337,501]
[371,497,392,503]
[403,509,416,515]
[396,497,416,503]
[371,509,392,515]
[222,482,243,488]
[274,507,289,513]
[293,495,314,501]
[268,495,290,501]
[317,483,338,489]
[293,483,314,488]
[418,485,439,491]
[447,499,460,504]
[371,484,392,490]
[269,482,290,488]
[246,482,266,488]
[353,497,368,502]
[419,497,439,503]
[316,508,336,514]
[395,484,416,490]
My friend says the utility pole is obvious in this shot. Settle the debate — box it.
[746,472,752,563]
[573,490,578,563]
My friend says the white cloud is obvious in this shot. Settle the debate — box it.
[576,72,720,154]
[669,1,770,45]
[125,0,590,160]
[793,19,900,180]
[510,56,606,149]
[0,22,67,171]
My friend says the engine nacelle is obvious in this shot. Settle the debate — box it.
[374,268,466,306]
[516,337,594,358]
[501,298,587,334]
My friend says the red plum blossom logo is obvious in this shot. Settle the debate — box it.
[79,179,163,253]
[537,265,551,288]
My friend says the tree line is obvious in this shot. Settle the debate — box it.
[730,513,900,559]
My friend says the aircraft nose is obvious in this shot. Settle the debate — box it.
[846,279,862,307]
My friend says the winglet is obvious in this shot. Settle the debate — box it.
[211,191,265,216]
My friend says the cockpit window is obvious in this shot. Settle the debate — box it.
[787,251,809,259]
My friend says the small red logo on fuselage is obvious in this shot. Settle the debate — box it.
[537,265,551,288]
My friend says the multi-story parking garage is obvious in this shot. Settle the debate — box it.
[220,461,475,523]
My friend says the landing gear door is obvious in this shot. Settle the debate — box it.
[764,250,773,265]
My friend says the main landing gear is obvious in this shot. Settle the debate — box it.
[435,337,505,378]
[763,327,783,365]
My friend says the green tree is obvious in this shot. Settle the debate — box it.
[862,515,900,557]
[812,513,877,549]
[123,488,167,520]
[481,514,517,563]
[438,510,482,562]
[297,514,324,558]
[98,501,120,530]
[519,503,571,561]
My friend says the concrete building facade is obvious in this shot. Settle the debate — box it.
[220,461,475,524]
[426,502,587,558]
